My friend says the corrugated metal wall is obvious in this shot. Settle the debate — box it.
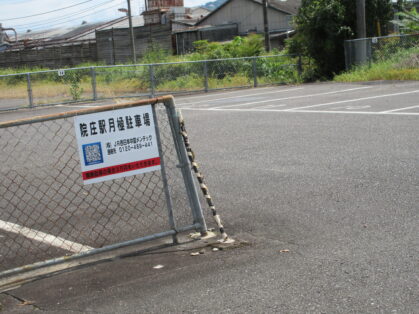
[96,24,173,64]
[0,41,97,68]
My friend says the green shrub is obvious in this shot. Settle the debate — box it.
[63,71,84,100]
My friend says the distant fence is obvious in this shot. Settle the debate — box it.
[174,24,239,55]
[0,96,207,287]
[344,33,419,70]
[0,24,172,69]
[0,54,302,111]
[0,40,97,69]
[96,24,173,65]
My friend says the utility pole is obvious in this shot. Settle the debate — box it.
[356,0,366,39]
[127,0,136,63]
[356,0,367,65]
[262,0,271,52]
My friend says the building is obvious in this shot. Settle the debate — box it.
[0,16,145,68]
[196,0,301,35]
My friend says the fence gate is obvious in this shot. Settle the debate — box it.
[0,95,207,284]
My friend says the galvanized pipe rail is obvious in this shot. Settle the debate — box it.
[0,54,302,111]
[0,95,209,285]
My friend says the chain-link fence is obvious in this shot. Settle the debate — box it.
[0,54,301,111]
[344,33,419,70]
[0,96,207,282]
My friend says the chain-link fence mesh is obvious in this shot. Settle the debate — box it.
[206,58,253,90]
[344,33,419,70]
[154,62,205,94]
[95,65,150,100]
[30,68,94,106]
[255,55,300,86]
[0,74,29,110]
[0,98,201,273]
[0,54,302,111]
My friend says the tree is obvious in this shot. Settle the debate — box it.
[393,8,419,33]
[287,0,393,79]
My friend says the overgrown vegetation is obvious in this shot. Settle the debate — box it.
[0,35,302,102]
[63,71,84,101]
[2,24,415,103]
[287,0,394,80]
[334,46,419,82]
[393,7,419,33]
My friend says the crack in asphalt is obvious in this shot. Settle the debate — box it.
[2,291,43,311]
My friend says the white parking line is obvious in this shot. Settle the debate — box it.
[285,90,419,111]
[0,219,94,253]
[277,109,419,116]
[208,87,372,109]
[259,104,287,109]
[381,104,419,113]
[180,107,419,116]
[177,88,303,106]
[175,86,278,101]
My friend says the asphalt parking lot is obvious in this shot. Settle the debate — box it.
[1,81,418,313]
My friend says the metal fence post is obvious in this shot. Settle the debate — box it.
[203,61,209,92]
[26,73,33,108]
[344,40,350,70]
[152,105,179,244]
[0,96,204,280]
[90,67,97,101]
[149,64,155,98]
[163,98,208,235]
[252,57,258,88]
[297,55,303,78]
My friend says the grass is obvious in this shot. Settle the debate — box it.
[334,47,419,82]
[0,57,300,101]
[0,35,302,103]
[0,80,149,101]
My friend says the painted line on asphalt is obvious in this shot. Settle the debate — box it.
[381,104,419,113]
[180,107,419,116]
[177,87,303,107]
[175,86,278,102]
[0,219,94,253]
[258,104,287,109]
[277,109,419,116]
[208,87,372,109]
[285,90,419,111]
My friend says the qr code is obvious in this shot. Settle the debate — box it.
[82,142,103,166]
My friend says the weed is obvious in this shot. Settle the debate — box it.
[335,47,419,82]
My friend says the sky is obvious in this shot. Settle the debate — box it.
[0,0,209,33]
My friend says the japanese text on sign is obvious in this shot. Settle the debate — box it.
[74,105,161,184]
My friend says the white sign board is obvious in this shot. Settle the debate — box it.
[74,105,161,184]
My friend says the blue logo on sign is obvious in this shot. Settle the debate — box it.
[82,142,104,166]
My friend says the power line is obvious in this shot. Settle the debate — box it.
[23,1,126,32]
[0,0,96,21]
[11,0,118,29]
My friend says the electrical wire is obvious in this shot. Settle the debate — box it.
[0,0,97,21]
[11,0,119,29]
[23,0,127,32]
